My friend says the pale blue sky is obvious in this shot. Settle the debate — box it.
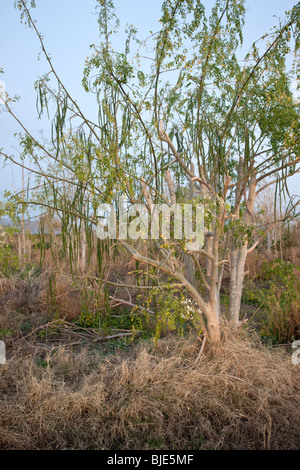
[0,0,299,195]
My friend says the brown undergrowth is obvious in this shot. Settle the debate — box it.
[0,327,299,450]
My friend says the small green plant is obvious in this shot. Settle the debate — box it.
[147,437,163,449]
[0,327,14,338]
[78,310,100,329]
[140,286,203,345]
[36,358,50,368]
[103,336,132,354]
[38,327,60,339]
[20,322,31,332]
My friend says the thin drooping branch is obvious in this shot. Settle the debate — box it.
[20,0,107,148]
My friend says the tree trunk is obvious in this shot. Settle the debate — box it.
[229,243,247,325]
[183,254,196,287]
[206,303,221,343]
[229,172,257,327]
[192,290,221,343]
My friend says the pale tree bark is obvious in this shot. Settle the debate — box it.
[183,167,196,287]
[229,172,257,326]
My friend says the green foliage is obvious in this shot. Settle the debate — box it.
[0,227,19,276]
[243,259,300,343]
[291,2,300,53]
[140,287,203,344]
[38,327,60,340]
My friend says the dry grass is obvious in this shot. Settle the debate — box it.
[0,328,299,450]
[0,270,83,331]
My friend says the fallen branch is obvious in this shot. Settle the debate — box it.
[195,332,207,363]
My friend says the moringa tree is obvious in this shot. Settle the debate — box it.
[1,0,300,343]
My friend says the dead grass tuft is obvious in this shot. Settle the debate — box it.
[0,270,84,332]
